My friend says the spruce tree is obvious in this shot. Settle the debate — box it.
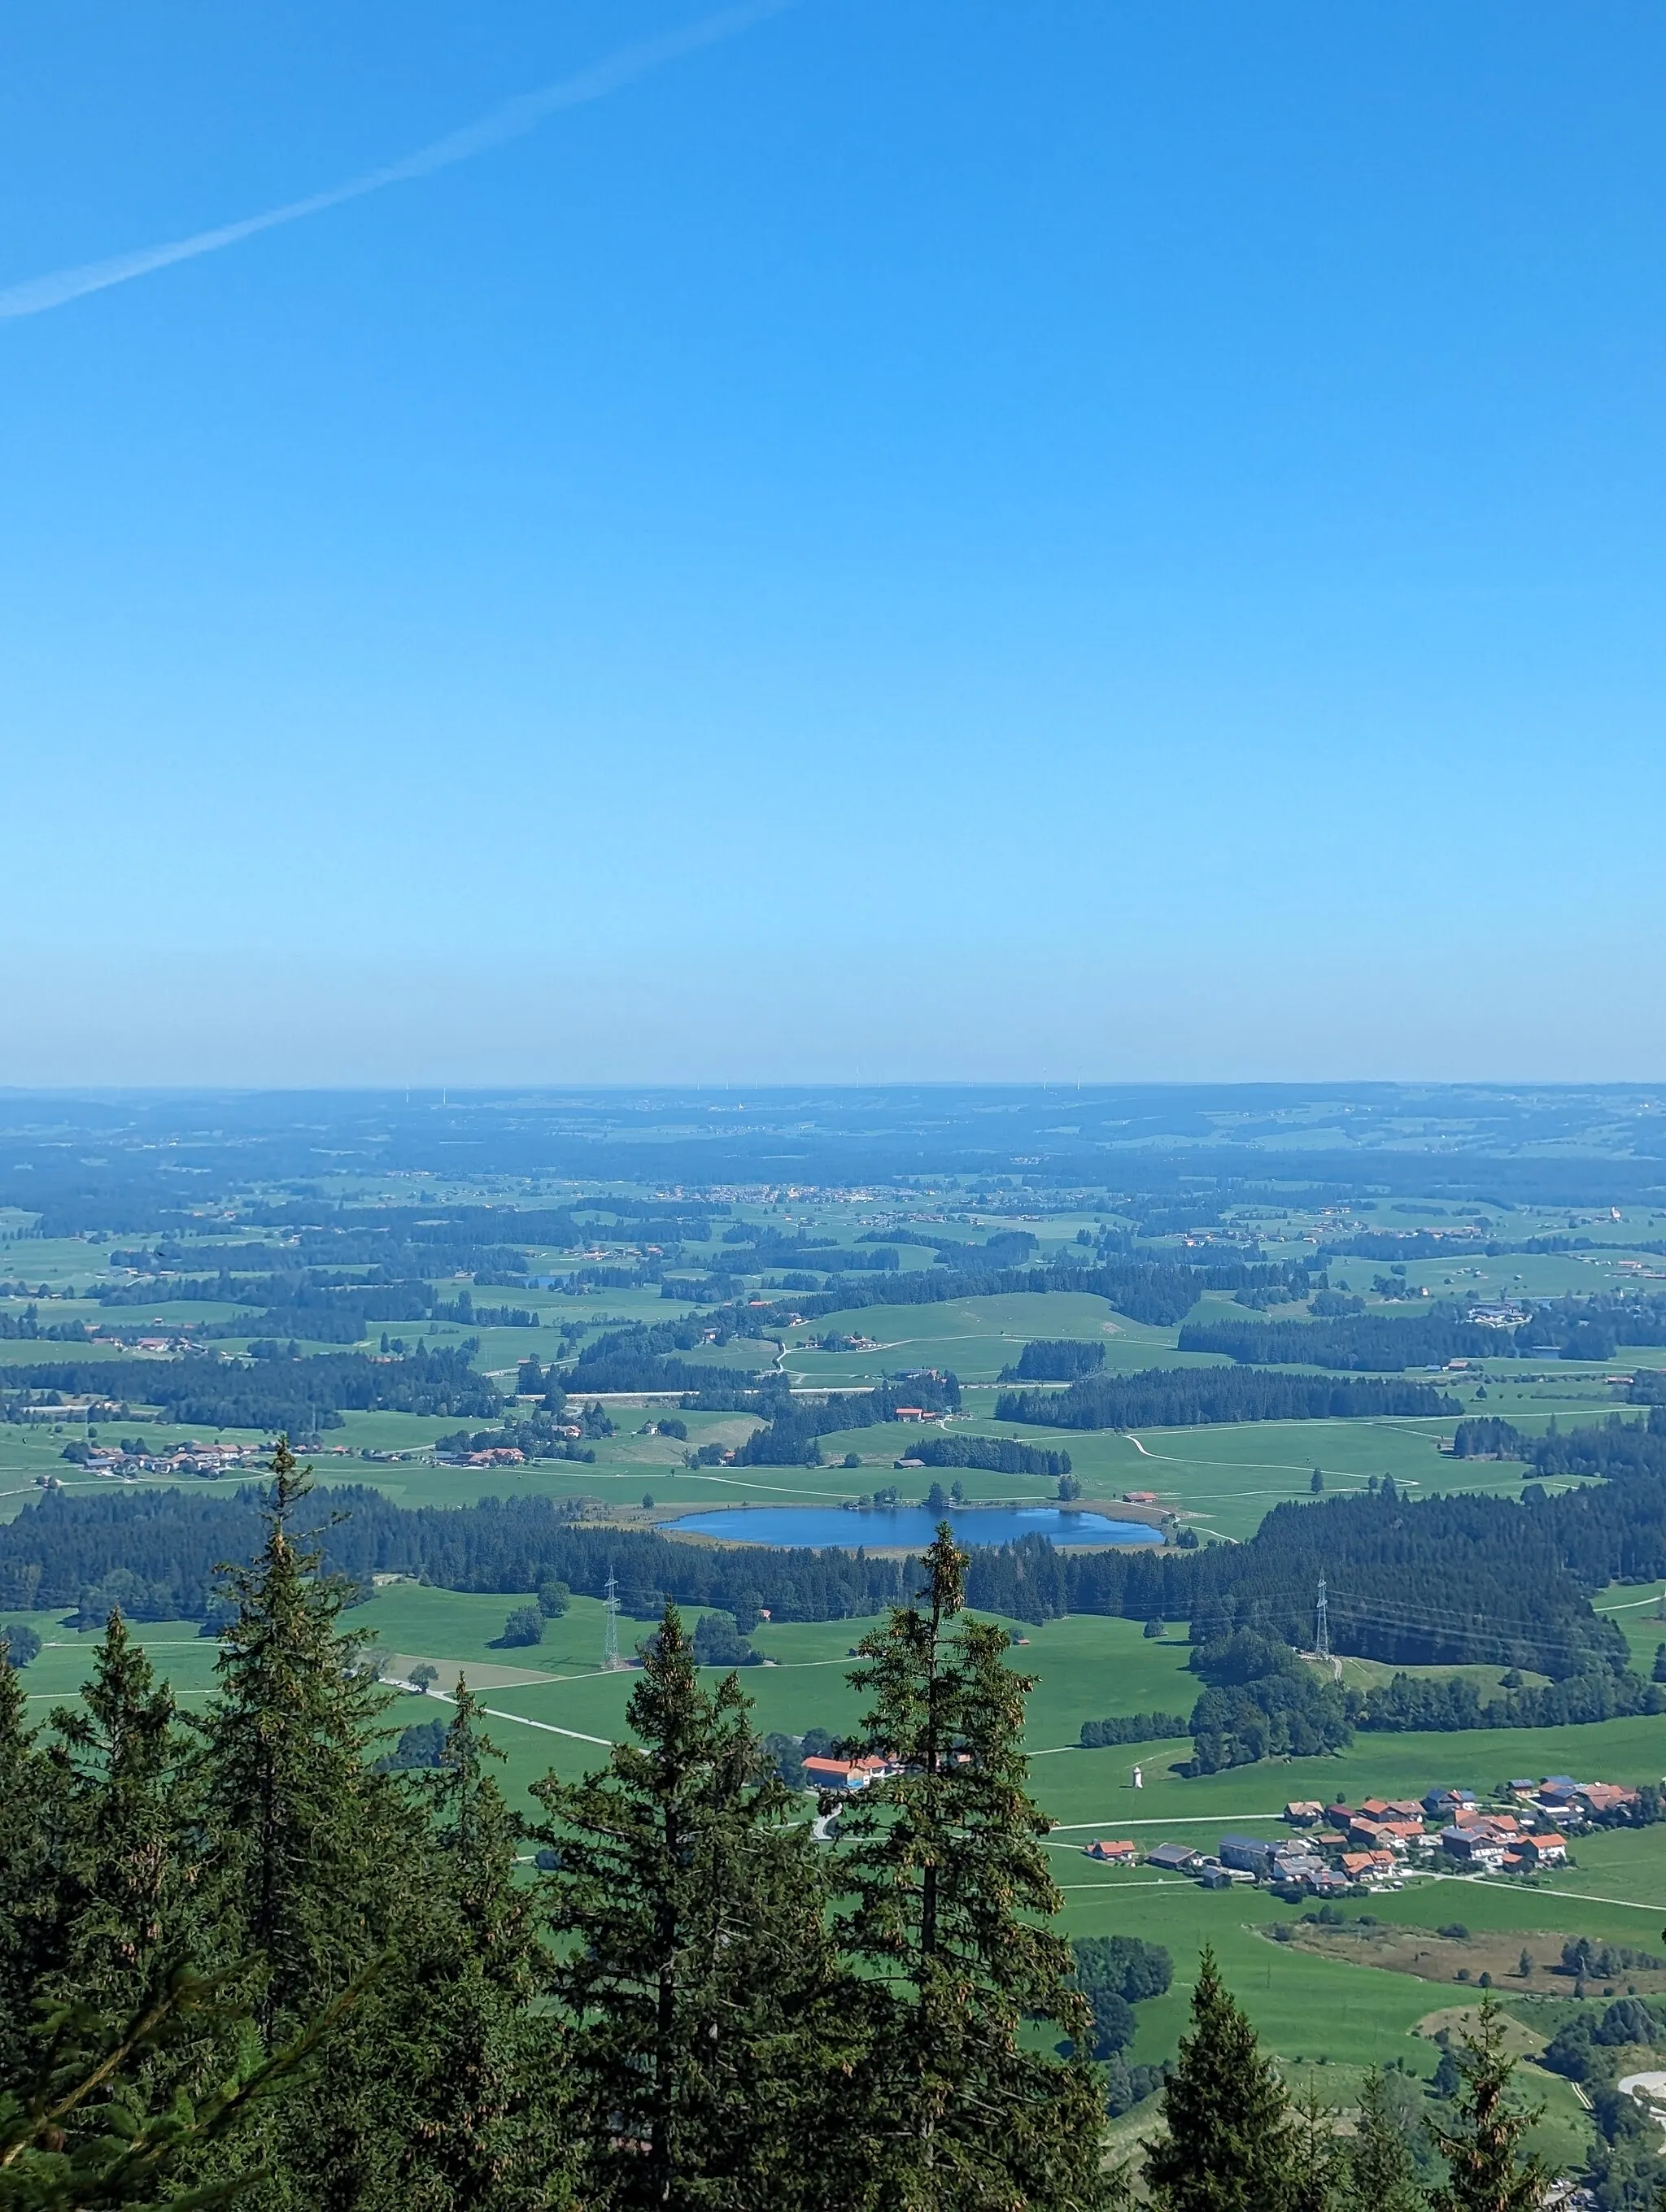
[835,1523,1105,2211]
[190,1441,421,2210]
[48,1609,195,2020]
[1345,2069,1427,2212]
[0,1966,292,2211]
[535,1601,845,2210]
[379,1680,553,2212]
[1428,1999,1551,2212]
[1285,2081,1340,2212]
[0,1641,67,2093]
[1145,1949,1294,2212]
[194,1439,404,2041]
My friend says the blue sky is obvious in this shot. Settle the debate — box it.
[2,2,1663,1086]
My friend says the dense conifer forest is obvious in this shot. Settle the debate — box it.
[993,1368,1457,1430]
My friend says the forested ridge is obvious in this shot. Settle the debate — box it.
[995,1367,1456,1430]
[1177,1306,1522,1370]
[0,1345,499,1435]
[719,1255,1315,1330]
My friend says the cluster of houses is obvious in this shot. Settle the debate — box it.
[1081,1776,1642,1892]
[91,1331,207,1355]
[74,1441,258,1478]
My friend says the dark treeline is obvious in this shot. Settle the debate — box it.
[994,1367,1457,1430]
[1078,1711,1190,1747]
[1177,1305,1522,1369]
[734,1256,1315,1331]
[957,1483,1626,1674]
[908,1435,1073,1478]
[1317,1230,1495,1261]
[1175,1624,1664,1770]
[1351,1667,1664,1735]
[999,1339,1106,1382]
[0,1304,90,1341]
[562,1350,761,1396]
[0,1483,918,1625]
[1516,1291,1666,1359]
[1450,1417,1524,1458]
[0,1495,1112,2208]
[783,1248,899,1274]
[100,1269,438,1325]
[110,1243,309,1272]
[1184,1627,1353,1770]
[0,1345,499,1435]
[857,1227,1041,1267]
[120,1227,542,1278]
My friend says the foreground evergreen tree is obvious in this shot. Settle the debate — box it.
[1345,2068,1428,2212]
[0,1643,67,2093]
[377,1681,555,2211]
[190,1441,421,2209]
[835,1524,1105,2211]
[194,1439,405,2042]
[1428,2000,1551,2212]
[536,1603,845,2210]
[1285,2081,1341,2212]
[47,1610,195,2022]
[0,1963,356,2212]
[1145,1949,1294,2212]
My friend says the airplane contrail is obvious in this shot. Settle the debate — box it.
[0,0,797,321]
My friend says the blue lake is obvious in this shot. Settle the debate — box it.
[660,1505,1165,1550]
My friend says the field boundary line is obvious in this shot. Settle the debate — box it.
[382,1679,616,1748]
[1049,1813,1283,1830]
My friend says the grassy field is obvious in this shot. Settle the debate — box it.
[781,1292,1219,1387]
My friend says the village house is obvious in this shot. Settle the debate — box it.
[1145,1841,1202,1874]
[803,1755,896,1792]
[1440,1825,1508,1869]
[1339,1849,1397,1881]
[1219,1834,1277,1877]
[1084,1840,1137,1866]
[1576,1783,1641,1819]
[1514,1832,1568,1868]
[1424,1787,1479,1818]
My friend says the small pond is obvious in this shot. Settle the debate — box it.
[659,1504,1165,1550]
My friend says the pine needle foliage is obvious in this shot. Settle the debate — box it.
[0,1652,66,2091]
[1428,1999,1552,2212]
[0,1962,361,2212]
[382,1680,555,2212]
[835,1523,1105,2211]
[1345,2069,1428,2212]
[194,1439,403,2042]
[48,1611,195,2019]
[535,1602,846,2210]
[1145,1948,1296,2212]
